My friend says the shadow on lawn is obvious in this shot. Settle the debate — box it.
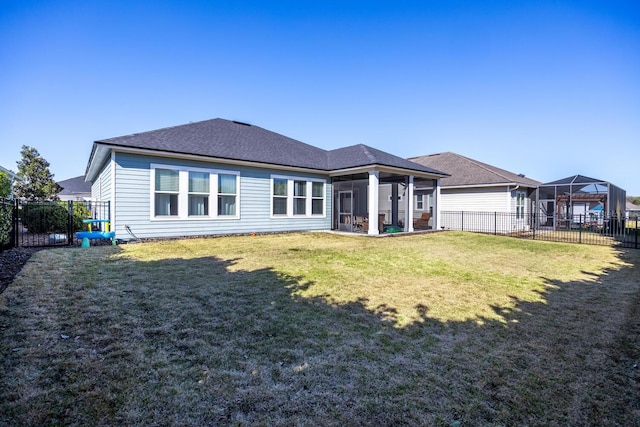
[1,247,639,426]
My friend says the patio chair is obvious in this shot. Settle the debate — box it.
[414,213,431,230]
[353,216,368,232]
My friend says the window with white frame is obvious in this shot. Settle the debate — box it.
[271,175,325,217]
[155,168,179,216]
[151,164,239,219]
[415,194,424,210]
[218,174,237,216]
[272,178,288,215]
[293,180,306,215]
[516,191,525,219]
[188,171,209,216]
[311,182,324,215]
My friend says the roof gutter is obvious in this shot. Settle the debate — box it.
[443,182,538,190]
[85,144,449,183]
[85,144,341,182]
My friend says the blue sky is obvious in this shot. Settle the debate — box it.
[1,0,639,194]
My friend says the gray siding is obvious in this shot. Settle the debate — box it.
[440,187,510,212]
[113,152,332,240]
[92,160,112,203]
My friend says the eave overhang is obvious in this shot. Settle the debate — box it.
[85,144,449,183]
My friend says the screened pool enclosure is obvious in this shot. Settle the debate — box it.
[535,175,626,230]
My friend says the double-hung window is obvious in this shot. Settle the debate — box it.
[218,174,237,216]
[151,164,239,220]
[271,175,325,217]
[155,168,179,216]
[311,182,324,215]
[189,171,209,216]
[415,194,424,210]
[272,178,288,215]
[293,180,307,215]
[516,192,525,219]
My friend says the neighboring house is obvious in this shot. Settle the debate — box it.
[0,165,19,197]
[84,118,448,240]
[626,202,640,220]
[536,175,626,229]
[407,152,540,231]
[57,175,92,201]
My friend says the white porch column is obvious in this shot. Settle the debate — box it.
[368,171,380,235]
[407,176,414,232]
[434,179,442,230]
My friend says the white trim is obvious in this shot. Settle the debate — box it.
[407,176,415,232]
[434,179,442,230]
[328,164,445,180]
[270,174,326,219]
[368,171,380,235]
[443,182,537,190]
[110,152,116,231]
[149,163,240,221]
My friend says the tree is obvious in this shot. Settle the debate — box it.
[628,196,640,205]
[0,171,11,199]
[13,145,62,201]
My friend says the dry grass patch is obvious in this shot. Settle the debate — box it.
[1,231,639,425]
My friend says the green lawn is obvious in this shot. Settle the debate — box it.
[1,231,639,426]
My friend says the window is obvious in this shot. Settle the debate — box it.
[189,171,209,216]
[293,180,306,215]
[312,182,324,215]
[151,164,239,220]
[272,178,288,215]
[218,174,237,216]
[271,175,325,217]
[415,194,424,210]
[516,192,525,219]
[155,168,179,216]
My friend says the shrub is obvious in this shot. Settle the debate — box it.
[21,202,92,234]
[0,200,12,246]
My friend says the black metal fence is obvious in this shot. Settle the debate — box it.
[441,210,639,249]
[0,199,15,252]
[0,200,111,250]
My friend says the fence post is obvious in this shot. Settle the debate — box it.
[579,214,582,244]
[461,211,464,231]
[494,212,497,235]
[12,199,18,248]
[67,200,73,246]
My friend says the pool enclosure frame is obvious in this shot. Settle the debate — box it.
[535,174,626,230]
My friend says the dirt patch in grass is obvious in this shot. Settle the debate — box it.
[0,247,41,294]
[1,232,639,425]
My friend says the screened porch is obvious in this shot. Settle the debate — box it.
[332,172,438,234]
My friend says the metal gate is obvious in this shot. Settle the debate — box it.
[7,200,111,248]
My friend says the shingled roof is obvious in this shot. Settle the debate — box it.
[541,174,607,186]
[58,175,92,196]
[90,118,446,176]
[408,152,540,188]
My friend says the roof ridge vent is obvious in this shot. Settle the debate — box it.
[232,120,251,126]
